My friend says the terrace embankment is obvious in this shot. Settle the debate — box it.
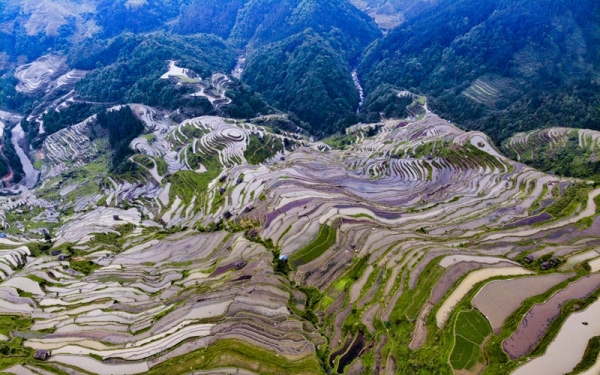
[503,273,600,359]
[512,297,600,375]
[2,104,600,374]
[473,273,573,333]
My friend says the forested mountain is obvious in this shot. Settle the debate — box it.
[348,0,441,29]
[236,0,381,133]
[173,0,381,132]
[360,0,600,143]
[73,33,236,106]
[0,0,599,142]
[243,31,360,135]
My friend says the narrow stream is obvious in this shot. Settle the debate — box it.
[352,69,364,114]
[11,123,39,189]
[232,56,245,79]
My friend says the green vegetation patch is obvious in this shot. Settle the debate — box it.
[390,259,445,321]
[0,315,34,370]
[244,134,283,165]
[456,309,492,343]
[545,183,590,218]
[166,168,220,208]
[181,124,208,139]
[569,336,600,374]
[289,224,337,268]
[148,339,322,375]
[334,255,369,291]
[69,260,101,276]
[322,132,355,150]
[85,223,136,253]
[450,310,491,370]
[132,154,155,169]
[505,131,600,182]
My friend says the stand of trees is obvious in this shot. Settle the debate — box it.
[95,106,144,169]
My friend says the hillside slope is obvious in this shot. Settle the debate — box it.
[360,0,600,143]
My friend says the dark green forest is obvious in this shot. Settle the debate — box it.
[360,0,600,143]
[243,31,360,135]
[96,106,145,169]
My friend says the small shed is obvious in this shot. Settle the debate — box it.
[34,349,51,360]
[58,255,69,261]
[113,215,121,221]
[51,250,62,256]
[524,255,534,264]
[223,211,233,220]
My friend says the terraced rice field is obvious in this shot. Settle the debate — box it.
[0,95,599,374]
[462,76,513,107]
[14,55,67,94]
[512,298,600,375]
[473,273,573,333]
[503,273,600,359]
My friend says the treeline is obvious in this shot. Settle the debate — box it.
[362,84,413,120]
[0,76,39,114]
[360,0,600,143]
[42,103,104,137]
[96,106,144,169]
[224,82,273,120]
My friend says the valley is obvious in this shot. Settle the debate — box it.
[0,0,598,374]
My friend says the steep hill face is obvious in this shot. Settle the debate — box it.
[360,0,600,143]
[228,0,381,133]
[0,0,381,137]
[1,98,600,374]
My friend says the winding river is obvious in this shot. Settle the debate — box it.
[11,123,39,189]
